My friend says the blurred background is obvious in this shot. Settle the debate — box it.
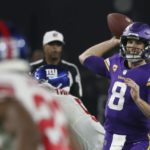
[0,0,149,124]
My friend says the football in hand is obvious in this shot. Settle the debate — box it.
[107,13,133,38]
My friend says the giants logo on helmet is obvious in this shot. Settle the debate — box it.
[45,69,58,79]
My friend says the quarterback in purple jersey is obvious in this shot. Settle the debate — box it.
[79,22,150,150]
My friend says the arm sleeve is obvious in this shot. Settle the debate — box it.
[83,56,110,78]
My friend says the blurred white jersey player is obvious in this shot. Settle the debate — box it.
[33,64,105,150]
[0,20,71,150]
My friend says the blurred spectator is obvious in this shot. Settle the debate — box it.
[30,30,83,98]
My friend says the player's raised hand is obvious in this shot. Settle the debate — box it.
[124,78,140,102]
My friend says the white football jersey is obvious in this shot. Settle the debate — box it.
[41,83,105,150]
[0,61,71,150]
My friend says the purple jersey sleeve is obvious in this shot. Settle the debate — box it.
[147,80,150,103]
[83,56,110,78]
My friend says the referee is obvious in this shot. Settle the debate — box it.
[30,30,82,98]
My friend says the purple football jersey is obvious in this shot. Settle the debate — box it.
[84,54,150,140]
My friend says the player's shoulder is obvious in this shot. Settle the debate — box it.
[30,59,44,66]
[145,62,150,69]
[30,82,59,102]
[61,60,80,76]
[105,53,123,67]
[61,60,79,70]
[30,59,45,73]
[109,53,122,61]
[144,62,150,77]
[140,62,150,75]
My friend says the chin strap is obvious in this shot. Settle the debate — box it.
[119,44,126,57]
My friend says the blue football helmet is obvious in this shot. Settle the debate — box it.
[120,22,150,61]
[33,64,70,90]
[0,20,30,60]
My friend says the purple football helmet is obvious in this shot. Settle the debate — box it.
[120,22,150,61]
[0,20,30,60]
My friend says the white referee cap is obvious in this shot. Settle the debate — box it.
[43,30,65,45]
